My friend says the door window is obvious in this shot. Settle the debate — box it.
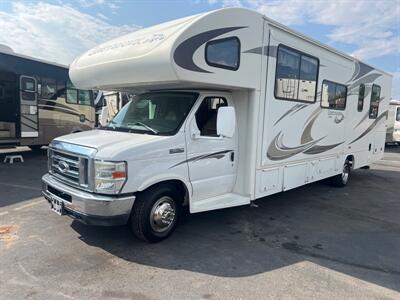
[21,76,36,101]
[396,107,400,121]
[195,97,227,137]
[369,84,381,119]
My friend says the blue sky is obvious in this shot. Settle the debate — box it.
[0,0,399,98]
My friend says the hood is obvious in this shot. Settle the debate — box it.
[54,129,167,157]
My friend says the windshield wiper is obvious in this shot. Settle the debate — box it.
[127,122,159,135]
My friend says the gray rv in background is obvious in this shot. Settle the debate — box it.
[0,45,95,149]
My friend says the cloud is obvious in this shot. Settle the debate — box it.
[212,0,399,98]
[215,0,400,61]
[0,2,139,65]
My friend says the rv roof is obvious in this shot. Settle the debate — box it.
[390,100,400,105]
[0,48,68,69]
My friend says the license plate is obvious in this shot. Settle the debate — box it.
[50,197,64,215]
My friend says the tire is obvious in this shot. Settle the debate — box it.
[329,159,351,187]
[130,184,181,243]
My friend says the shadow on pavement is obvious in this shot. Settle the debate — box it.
[0,149,47,207]
[72,168,400,291]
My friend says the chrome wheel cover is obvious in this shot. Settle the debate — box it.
[342,164,349,183]
[150,196,176,233]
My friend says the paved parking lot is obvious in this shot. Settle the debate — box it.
[0,147,400,299]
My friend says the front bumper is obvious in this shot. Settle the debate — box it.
[42,173,135,226]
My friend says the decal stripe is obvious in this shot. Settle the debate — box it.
[38,105,91,122]
[303,142,343,155]
[354,111,369,129]
[274,104,307,126]
[173,27,246,73]
[349,111,388,144]
[169,150,233,169]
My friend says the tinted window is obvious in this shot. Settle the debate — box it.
[195,97,227,137]
[358,84,365,112]
[275,45,318,102]
[321,80,347,110]
[79,90,91,105]
[41,77,56,99]
[57,81,66,99]
[369,84,381,119]
[66,88,78,104]
[205,37,240,70]
[396,107,400,121]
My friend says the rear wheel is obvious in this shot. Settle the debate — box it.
[130,184,181,243]
[329,159,351,187]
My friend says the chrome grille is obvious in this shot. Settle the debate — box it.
[49,148,89,188]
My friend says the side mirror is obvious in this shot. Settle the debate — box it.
[99,106,109,127]
[217,106,236,138]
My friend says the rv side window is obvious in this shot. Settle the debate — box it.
[57,81,66,99]
[396,107,400,121]
[205,37,240,70]
[195,97,227,137]
[321,80,347,110]
[357,84,365,112]
[275,45,319,103]
[66,88,78,104]
[369,84,381,119]
[79,90,91,106]
[41,77,57,99]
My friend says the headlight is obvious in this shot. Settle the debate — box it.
[94,160,127,194]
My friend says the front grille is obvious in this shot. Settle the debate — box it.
[49,148,89,189]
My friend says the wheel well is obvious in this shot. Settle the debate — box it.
[141,180,189,206]
[346,155,354,168]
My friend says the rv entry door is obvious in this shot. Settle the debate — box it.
[19,75,39,138]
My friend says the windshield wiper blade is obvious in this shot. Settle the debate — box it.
[127,122,159,135]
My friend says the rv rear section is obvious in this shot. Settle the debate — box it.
[386,100,400,144]
[42,8,392,242]
[0,49,95,149]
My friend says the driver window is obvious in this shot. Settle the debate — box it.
[195,97,227,137]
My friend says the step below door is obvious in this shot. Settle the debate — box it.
[20,75,39,138]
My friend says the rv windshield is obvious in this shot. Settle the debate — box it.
[103,92,198,135]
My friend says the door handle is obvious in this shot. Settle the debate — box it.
[230,152,234,162]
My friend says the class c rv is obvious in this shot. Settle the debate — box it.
[0,45,95,149]
[41,8,392,242]
[386,100,400,144]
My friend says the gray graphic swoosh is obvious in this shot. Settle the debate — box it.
[267,131,324,161]
[169,150,233,169]
[303,142,344,155]
[274,104,307,126]
[173,26,246,73]
[350,111,388,144]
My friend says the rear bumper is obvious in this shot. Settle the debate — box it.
[42,173,135,226]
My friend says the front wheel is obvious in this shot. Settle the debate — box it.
[329,159,351,187]
[130,184,181,243]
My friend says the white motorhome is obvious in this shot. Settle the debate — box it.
[42,8,392,242]
[386,100,400,144]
